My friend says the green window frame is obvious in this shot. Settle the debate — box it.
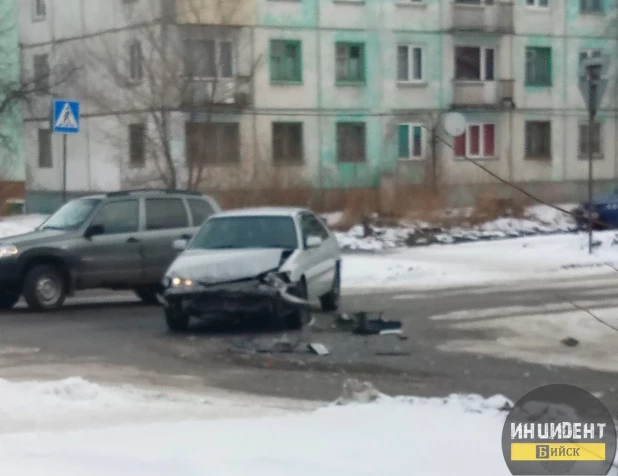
[270,40,302,83]
[335,42,366,84]
[525,46,552,87]
[397,124,425,160]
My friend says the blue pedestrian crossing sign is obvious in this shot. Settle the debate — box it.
[52,100,80,134]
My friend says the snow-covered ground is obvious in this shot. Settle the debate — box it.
[335,204,577,251]
[342,231,618,291]
[0,377,515,476]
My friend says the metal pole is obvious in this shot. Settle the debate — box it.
[62,133,67,204]
[587,75,597,255]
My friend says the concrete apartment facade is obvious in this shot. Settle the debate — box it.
[0,0,25,213]
[18,0,618,212]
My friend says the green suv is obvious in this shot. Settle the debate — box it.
[0,190,221,311]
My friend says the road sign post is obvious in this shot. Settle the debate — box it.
[578,57,609,255]
[51,100,80,204]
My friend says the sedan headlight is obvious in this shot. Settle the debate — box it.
[167,276,194,288]
[0,245,18,259]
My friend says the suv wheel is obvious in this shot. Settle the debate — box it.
[23,265,67,311]
[0,292,20,310]
[135,287,161,305]
[320,265,341,312]
[165,307,190,333]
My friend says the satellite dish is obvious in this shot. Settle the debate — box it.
[443,112,467,137]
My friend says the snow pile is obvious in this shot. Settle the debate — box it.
[335,204,577,251]
[341,231,618,291]
[0,377,513,476]
[0,214,47,239]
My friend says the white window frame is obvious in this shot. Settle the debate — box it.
[454,46,495,81]
[397,44,424,83]
[465,123,496,159]
[525,0,549,9]
[399,123,426,160]
[32,0,46,21]
[187,39,235,80]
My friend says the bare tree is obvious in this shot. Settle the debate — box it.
[75,0,260,191]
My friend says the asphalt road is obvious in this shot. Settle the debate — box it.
[1,275,618,412]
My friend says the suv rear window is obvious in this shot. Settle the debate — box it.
[188,198,215,226]
[145,198,189,230]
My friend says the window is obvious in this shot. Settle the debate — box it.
[525,121,551,159]
[580,0,603,13]
[398,124,425,160]
[145,198,189,231]
[579,122,602,158]
[397,45,423,82]
[272,122,303,163]
[189,216,299,251]
[186,122,240,165]
[188,199,215,226]
[526,47,552,86]
[270,40,302,82]
[39,198,101,231]
[33,54,50,93]
[129,124,145,168]
[455,0,495,3]
[184,39,233,79]
[454,124,496,159]
[454,46,494,81]
[301,213,330,245]
[526,0,548,7]
[91,200,140,235]
[33,0,46,20]
[38,128,51,168]
[128,41,143,81]
[335,43,365,83]
[337,123,366,163]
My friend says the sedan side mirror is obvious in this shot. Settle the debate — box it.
[173,239,188,251]
[85,224,105,239]
[306,235,323,249]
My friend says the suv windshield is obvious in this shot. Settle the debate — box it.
[189,216,299,250]
[39,198,102,231]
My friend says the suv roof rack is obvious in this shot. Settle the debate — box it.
[106,189,203,197]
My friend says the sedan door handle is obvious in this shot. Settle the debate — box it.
[127,237,140,244]
[180,234,192,240]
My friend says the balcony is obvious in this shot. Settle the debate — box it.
[181,76,252,109]
[450,1,514,34]
[452,79,514,109]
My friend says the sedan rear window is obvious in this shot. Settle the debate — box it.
[189,216,298,250]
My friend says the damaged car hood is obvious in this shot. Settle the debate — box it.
[166,248,292,284]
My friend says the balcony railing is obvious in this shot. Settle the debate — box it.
[181,76,252,109]
[450,1,514,33]
[452,79,514,108]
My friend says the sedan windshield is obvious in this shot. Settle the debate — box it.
[189,216,299,250]
[39,198,102,231]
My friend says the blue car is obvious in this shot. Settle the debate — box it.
[574,188,618,230]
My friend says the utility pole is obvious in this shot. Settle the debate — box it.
[578,57,608,255]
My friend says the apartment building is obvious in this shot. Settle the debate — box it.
[18,0,618,211]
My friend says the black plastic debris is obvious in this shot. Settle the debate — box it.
[353,312,402,336]
[561,337,579,347]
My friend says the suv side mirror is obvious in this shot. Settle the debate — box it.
[306,235,323,249]
[173,239,188,251]
[85,224,105,239]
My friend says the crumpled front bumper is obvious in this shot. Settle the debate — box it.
[161,274,313,317]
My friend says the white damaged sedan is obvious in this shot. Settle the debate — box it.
[161,207,341,332]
